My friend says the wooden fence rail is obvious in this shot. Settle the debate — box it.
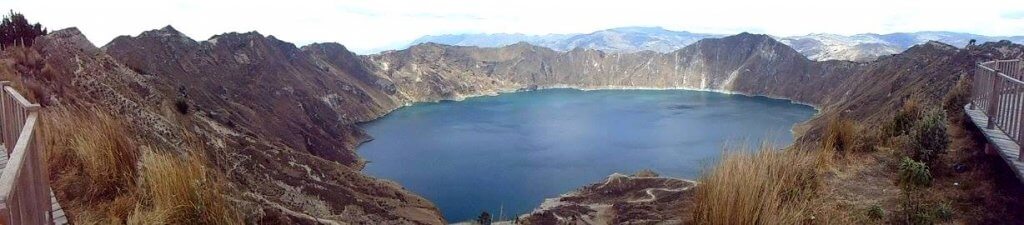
[970,59,1024,160]
[0,82,50,224]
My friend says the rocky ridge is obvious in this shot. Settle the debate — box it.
[36,27,442,224]
[406,28,1024,62]
[28,25,1024,224]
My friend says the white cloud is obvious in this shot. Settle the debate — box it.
[3,0,1023,54]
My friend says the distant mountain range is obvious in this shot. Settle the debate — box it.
[406,27,1024,61]
[778,32,1024,61]
[408,27,720,54]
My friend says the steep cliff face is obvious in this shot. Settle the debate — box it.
[102,26,401,165]
[371,33,860,110]
[38,28,444,224]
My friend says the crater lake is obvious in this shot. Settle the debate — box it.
[358,89,817,222]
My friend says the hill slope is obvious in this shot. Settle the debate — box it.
[22,25,1024,223]
[34,27,443,224]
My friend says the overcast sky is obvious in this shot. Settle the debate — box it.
[3,0,1023,54]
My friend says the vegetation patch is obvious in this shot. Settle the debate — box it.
[909,109,949,166]
[691,145,822,225]
[129,149,240,224]
[44,106,240,224]
[898,157,931,190]
[0,10,47,48]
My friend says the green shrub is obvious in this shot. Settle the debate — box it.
[899,157,932,190]
[867,204,885,220]
[885,99,922,137]
[934,203,953,222]
[910,109,949,165]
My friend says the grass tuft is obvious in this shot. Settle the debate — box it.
[942,75,971,116]
[823,116,857,155]
[691,145,822,225]
[44,107,139,200]
[898,157,932,190]
[129,149,241,225]
[43,106,240,224]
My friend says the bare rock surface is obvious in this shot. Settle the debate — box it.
[519,172,696,224]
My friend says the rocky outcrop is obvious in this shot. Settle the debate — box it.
[519,172,696,224]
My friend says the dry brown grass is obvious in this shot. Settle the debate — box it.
[823,116,856,155]
[43,106,240,224]
[43,107,139,201]
[942,75,972,118]
[128,149,241,225]
[691,145,823,225]
[1,46,57,104]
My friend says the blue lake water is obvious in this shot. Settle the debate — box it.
[358,89,816,222]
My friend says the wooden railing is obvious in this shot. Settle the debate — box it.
[970,59,1024,160]
[0,82,50,224]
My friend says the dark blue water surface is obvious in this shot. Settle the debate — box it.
[359,89,816,222]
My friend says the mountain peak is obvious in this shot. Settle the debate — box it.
[49,27,85,39]
[508,41,536,48]
[724,32,776,43]
[140,25,187,38]
[206,31,268,45]
[921,40,957,51]
[895,40,959,59]
[37,27,101,54]
[302,42,351,53]
[211,30,263,38]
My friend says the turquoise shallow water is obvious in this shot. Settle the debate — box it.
[358,89,816,222]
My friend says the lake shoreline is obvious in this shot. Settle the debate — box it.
[355,87,816,221]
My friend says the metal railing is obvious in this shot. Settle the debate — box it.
[0,82,50,224]
[970,59,1024,160]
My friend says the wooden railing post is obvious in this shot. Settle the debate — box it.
[23,107,47,224]
[0,81,8,151]
[970,64,978,110]
[989,69,1003,129]
[0,81,52,224]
